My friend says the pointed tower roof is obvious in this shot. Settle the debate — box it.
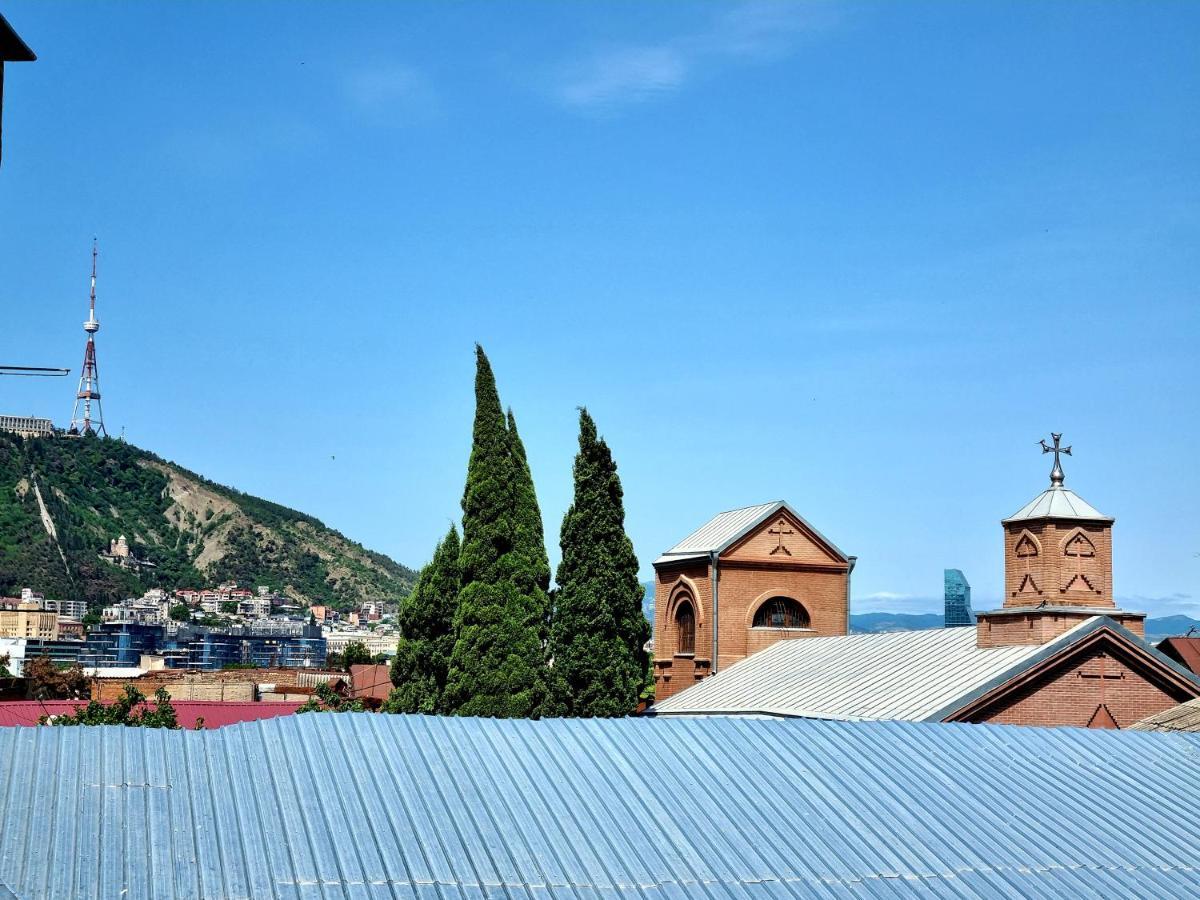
[1003,485,1113,524]
[1002,432,1113,524]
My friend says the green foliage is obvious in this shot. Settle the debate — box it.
[341,641,373,669]
[219,600,238,614]
[168,603,192,622]
[385,526,460,714]
[40,685,184,728]
[443,346,553,718]
[23,657,89,700]
[0,431,415,612]
[549,409,649,717]
[296,681,365,713]
[0,653,11,679]
[640,658,655,705]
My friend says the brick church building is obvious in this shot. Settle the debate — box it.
[652,436,1200,727]
[652,500,854,701]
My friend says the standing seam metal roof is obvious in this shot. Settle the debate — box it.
[1003,485,1113,523]
[650,616,1200,721]
[2,714,1200,898]
[654,501,847,566]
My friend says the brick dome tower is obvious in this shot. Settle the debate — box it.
[977,434,1145,647]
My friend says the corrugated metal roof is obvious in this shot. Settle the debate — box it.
[1,713,1199,898]
[654,501,847,566]
[1130,697,1200,733]
[1003,485,1113,523]
[652,623,1048,720]
[651,616,1198,721]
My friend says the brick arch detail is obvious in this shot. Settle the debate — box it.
[1014,529,1042,557]
[665,576,705,625]
[1059,526,1097,556]
[744,590,812,628]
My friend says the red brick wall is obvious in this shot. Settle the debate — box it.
[965,645,1185,728]
[1004,520,1113,607]
[977,610,1146,648]
[653,512,848,701]
[653,563,713,701]
[715,563,847,670]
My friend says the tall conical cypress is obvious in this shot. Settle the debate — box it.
[443,345,552,717]
[384,525,460,714]
[550,408,649,717]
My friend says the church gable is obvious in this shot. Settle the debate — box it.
[948,629,1200,728]
[721,511,844,566]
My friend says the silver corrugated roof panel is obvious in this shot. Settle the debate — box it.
[1003,485,1113,523]
[1,714,1200,898]
[650,616,1192,721]
[655,500,847,566]
[652,624,1043,720]
[1130,697,1200,733]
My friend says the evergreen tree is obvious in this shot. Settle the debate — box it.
[550,408,649,717]
[443,346,552,717]
[385,525,460,714]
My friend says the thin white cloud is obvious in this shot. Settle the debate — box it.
[552,1,838,112]
[1119,593,1199,618]
[344,63,437,123]
[558,46,688,108]
[162,115,319,177]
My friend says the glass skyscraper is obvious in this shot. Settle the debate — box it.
[944,569,975,627]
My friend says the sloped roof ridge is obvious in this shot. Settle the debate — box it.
[652,615,1200,722]
[656,499,848,564]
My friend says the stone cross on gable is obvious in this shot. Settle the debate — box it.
[1040,432,1072,486]
[768,518,794,556]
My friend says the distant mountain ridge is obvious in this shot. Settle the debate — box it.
[639,584,1198,641]
[0,432,416,610]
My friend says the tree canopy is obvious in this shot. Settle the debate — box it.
[550,408,649,716]
[40,685,184,728]
[386,525,460,714]
[443,346,553,717]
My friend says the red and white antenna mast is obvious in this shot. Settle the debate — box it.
[69,239,107,435]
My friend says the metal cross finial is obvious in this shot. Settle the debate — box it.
[1039,432,1071,487]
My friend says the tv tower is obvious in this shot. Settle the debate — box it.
[69,240,106,436]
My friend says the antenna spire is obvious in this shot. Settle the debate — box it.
[70,240,107,436]
[89,237,97,316]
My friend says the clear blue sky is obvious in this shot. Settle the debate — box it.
[1,2,1197,616]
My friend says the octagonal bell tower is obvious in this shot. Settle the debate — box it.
[977,434,1145,647]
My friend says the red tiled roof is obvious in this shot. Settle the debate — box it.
[350,664,393,702]
[1159,637,1200,675]
[0,700,305,729]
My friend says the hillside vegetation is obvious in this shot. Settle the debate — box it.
[0,432,415,610]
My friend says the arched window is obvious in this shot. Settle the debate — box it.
[675,601,696,655]
[753,597,810,629]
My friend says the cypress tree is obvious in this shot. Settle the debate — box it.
[550,408,649,717]
[443,346,552,717]
[384,525,460,714]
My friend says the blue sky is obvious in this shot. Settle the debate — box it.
[1,2,1197,616]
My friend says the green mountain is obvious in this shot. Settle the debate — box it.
[0,431,416,611]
